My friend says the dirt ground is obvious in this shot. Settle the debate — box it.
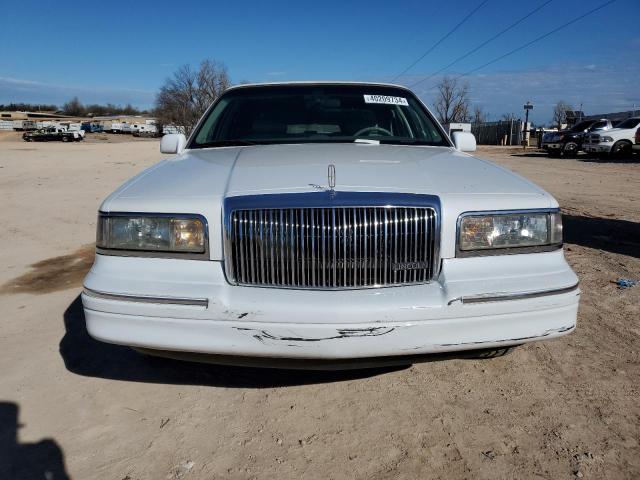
[0,133,638,480]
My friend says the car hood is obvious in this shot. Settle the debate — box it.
[102,143,556,259]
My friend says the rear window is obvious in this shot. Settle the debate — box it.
[616,118,640,129]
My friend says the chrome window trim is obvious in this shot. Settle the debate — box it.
[455,208,562,258]
[96,211,210,260]
[447,282,579,305]
[222,191,442,290]
[83,288,209,308]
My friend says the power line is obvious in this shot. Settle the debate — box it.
[391,0,489,82]
[456,0,616,79]
[409,0,554,89]
[412,0,616,97]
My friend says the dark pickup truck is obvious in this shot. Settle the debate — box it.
[541,119,612,157]
[23,127,82,142]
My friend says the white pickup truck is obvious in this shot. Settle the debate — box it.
[583,117,640,157]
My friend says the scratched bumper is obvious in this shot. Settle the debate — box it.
[584,144,612,154]
[82,251,579,360]
[83,301,577,359]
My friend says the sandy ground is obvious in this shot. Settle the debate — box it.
[0,133,638,479]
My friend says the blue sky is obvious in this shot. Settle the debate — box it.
[1,0,639,123]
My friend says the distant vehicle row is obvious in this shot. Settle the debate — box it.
[20,121,161,142]
[541,117,640,158]
[15,119,160,138]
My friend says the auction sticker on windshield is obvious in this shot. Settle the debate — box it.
[363,95,408,106]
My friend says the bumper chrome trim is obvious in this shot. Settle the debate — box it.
[447,283,579,306]
[82,288,209,308]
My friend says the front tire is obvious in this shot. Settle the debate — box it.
[62,136,70,142]
[563,142,578,157]
[610,140,632,159]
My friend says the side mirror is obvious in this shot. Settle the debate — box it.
[451,131,476,152]
[160,133,187,154]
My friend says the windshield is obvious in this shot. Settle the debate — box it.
[615,118,640,129]
[190,85,449,148]
[570,121,593,132]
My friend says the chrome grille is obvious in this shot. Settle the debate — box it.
[224,194,439,289]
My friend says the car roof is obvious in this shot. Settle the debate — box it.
[225,81,412,93]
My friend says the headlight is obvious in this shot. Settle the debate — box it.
[458,210,562,255]
[97,213,207,255]
[601,136,614,142]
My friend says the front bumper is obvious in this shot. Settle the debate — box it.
[542,142,563,151]
[584,143,612,153]
[82,250,579,360]
[541,142,564,150]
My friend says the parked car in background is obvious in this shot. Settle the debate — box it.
[82,81,579,368]
[633,128,640,155]
[583,117,640,158]
[23,126,82,142]
[541,119,612,157]
[82,122,103,133]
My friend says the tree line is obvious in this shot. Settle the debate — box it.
[0,99,148,117]
[0,102,59,112]
[61,97,149,117]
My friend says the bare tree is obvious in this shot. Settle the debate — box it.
[501,112,518,122]
[552,101,573,130]
[433,76,470,124]
[62,97,84,116]
[155,59,231,136]
[472,105,487,124]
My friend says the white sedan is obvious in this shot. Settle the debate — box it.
[82,82,579,368]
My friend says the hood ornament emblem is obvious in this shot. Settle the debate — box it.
[308,164,337,198]
[328,164,336,189]
[327,164,336,198]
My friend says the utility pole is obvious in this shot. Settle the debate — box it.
[523,101,533,150]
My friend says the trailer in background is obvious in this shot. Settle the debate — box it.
[162,125,186,135]
[132,123,158,137]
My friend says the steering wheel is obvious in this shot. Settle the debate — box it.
[353,126,393,137]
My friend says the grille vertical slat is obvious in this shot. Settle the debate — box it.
[228,206,436,289]
[383,209,388,285]
[403,209,408,284]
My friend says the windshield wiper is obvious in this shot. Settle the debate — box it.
[353,138,380,145]
[193,139,259,148]
[378,139,439,146]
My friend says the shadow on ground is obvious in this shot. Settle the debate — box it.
[0,402,70,480]
[509,151,640,163]
[564,214,640,258]
[577,153,640,164]
[59,296,413,388]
